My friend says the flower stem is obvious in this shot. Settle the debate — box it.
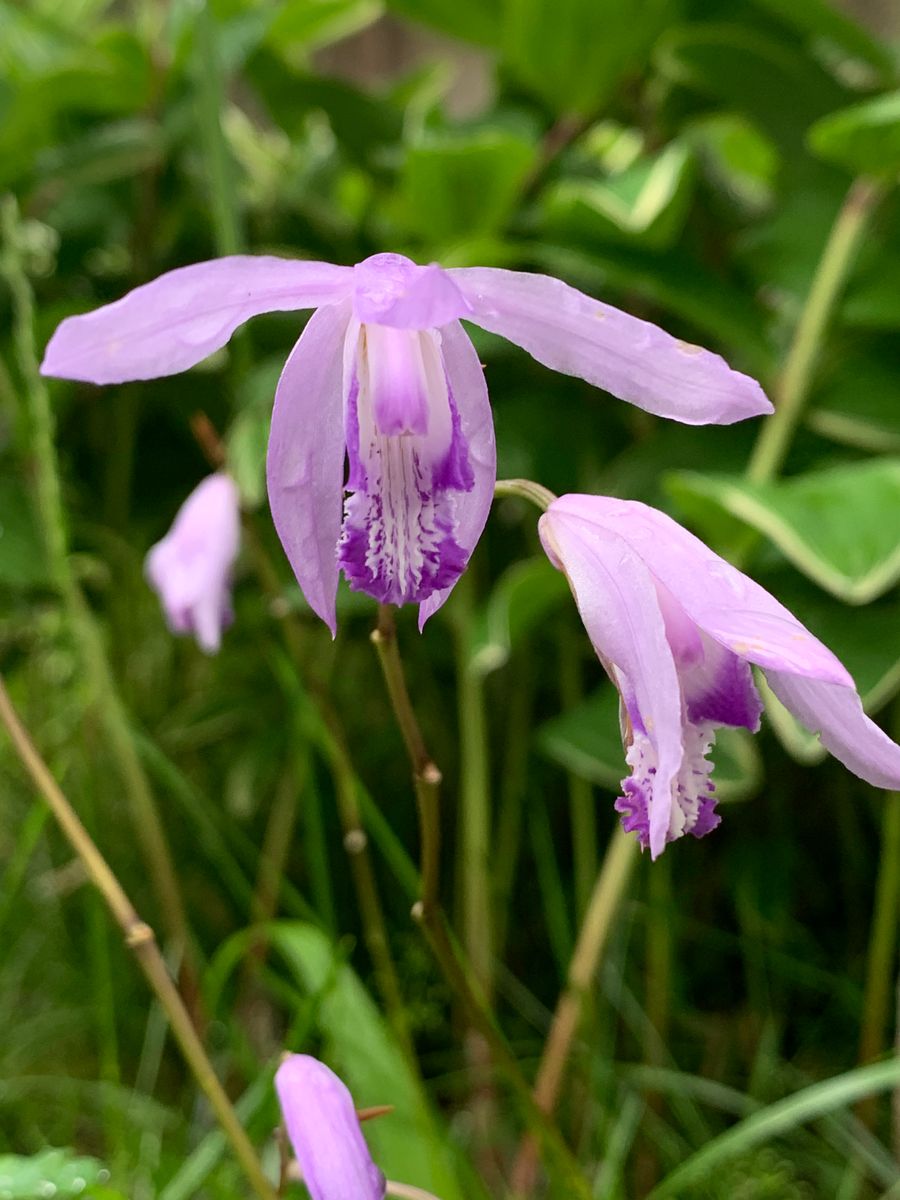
[857,781,900,1128]
[510,826,638,1196]
[494,478,558,512]
[746,176,886,486]
[371,606,592,1198]
[0,196,194,979]
[0,676,277,1200]
[371,606,442,917]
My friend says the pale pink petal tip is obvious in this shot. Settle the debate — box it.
[275,1054,386,1200]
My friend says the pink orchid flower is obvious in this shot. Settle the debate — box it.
[145,473,240,654]
[275,1055,386,1200]
[41,253,771,633]
[540,494,900,858]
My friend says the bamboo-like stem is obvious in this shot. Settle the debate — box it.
[746,176,886,486]
[370,606,591,1197]
[371,606,442,918]
[510,827,638,1195]
[0,676,277,1200]
[0,196,193,974]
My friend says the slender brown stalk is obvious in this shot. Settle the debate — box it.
[0,676,276,1200]
[371,605,442,916]
[510,827,638,1195]
[370,606,592,1197]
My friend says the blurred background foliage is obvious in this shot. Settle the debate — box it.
[2,0,900,1197]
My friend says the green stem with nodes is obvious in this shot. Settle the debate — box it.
[746,176,886,486]
[0,196,193,977]
[509,827,638,1196]
[372,606,443,918]
[0,677,277,1200]
[371,605,592,1198]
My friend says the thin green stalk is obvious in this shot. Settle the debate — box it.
[858,787,900,1130]
[0,676,277,1200]
[194,1,243,257]
[494,478,556,512]
[746,177,886,485]
[560,629,596,920]
[452,583,493,998]
[510,827,638,1196]
[0,197,193,971]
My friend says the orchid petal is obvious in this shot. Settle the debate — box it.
[450,267,772,425]
[275,1055,386,1200]
[551,495,853,687]
[267,302,351,636]
[766,671,900,790]
[41,256,353,384]
[418,320,496,628]
[539,509,684,857]
[353,253,471,329]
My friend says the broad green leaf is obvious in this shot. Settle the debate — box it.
[504,0,678,117]
[268,922,471,1200]
[397,130,536,244]
[843,251,900,329]
[386,0,501,45]
[648,1057,900,1198]
[655,23,847,149]
[538,685,762,801]
[542,142,695,249]
[666,462,900,604]
[807,352,900,453]
[0,1149,107,1198]
[686,112,779,212]
[267,0,382,53]
[468,557,570,676]
[809,91,900,175]
[747,0,894,78]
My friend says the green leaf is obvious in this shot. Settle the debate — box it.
[685,112,779,212]
[655,23,847,149]
[538,685,762,801]
[397,130,536,244]
[468,557,570,676]
[504,0,678,117]
[807,351,900,453]
[542,141,695,249]
[666,462,900,604]
[266,0,383,53]
[268,922,471,1200]
[647,1057,900,1198]
[809,91,900,175]
[0,1149,107,1198]
[385,0,501,45]
[747,0,894,78]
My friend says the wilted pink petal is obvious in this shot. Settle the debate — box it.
[275,1055,386,1200]
[541,494,900,857]
[145,473,240,654]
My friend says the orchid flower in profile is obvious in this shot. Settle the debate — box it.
[276,1054,386,1200]
[145,473,240,654]
[539,494,900,859]
[41,253,771,633]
